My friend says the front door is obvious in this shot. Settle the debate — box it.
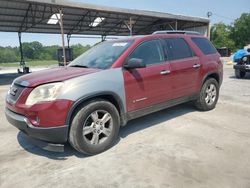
[123,39,172,112]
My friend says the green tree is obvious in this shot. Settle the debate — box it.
[0,46,19,63]
[71,44,91,58]
[40,45,60,60]
[22,41,43,59]
[230,13,250,48]
[210,22,236,50]
[0,43,92,63]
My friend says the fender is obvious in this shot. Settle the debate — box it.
[65,91,127,126]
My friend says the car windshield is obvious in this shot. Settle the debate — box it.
[68,40,133,69]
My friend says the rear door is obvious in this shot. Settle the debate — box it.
[123,39,172,112]
[163,37,201,98]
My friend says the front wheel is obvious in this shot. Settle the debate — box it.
[69,100,120,155]
[195,78,219,111]
[235,69,246,78]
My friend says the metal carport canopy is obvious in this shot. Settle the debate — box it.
[0,0,209,36]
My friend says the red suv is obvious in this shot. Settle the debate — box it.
[5,32,223,155]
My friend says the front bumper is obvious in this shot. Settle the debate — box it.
[5,108,68,144]
[233,64,250,72]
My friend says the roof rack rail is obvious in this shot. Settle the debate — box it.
[152,30,201,35]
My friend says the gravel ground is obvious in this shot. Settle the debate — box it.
[0,63,250,188]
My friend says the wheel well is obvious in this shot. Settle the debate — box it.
[98,95,122,115]
[67,94,123,126]
[204,73,220,84]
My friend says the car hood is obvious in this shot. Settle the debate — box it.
[14,67,100,87]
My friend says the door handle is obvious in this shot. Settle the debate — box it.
[193,64,201,68]
[160,70,171,75]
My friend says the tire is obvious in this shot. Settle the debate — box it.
[195,78,219,111]
[235,69,246,78]
[69,99,120,155]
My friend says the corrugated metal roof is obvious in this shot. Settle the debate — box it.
[0,0,209,36]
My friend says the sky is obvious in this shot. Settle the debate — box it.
[0,0,249,47]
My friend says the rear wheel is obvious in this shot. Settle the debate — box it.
[235,69,246,78]
[69,100,120,155]
[195,78,219,111]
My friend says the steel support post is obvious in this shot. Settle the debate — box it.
[58,9,67,66]
[67,34,71,48]
[18,32,27,74]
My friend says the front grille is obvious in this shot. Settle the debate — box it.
[7,84,25,104]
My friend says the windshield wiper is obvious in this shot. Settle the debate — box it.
[69,65,89,68]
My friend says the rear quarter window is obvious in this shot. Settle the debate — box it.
[192,37,217,55]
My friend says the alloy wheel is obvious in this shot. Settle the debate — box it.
[82,110,113,145]
[205,83,217,105]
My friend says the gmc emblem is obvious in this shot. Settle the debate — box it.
[9,87,17,96]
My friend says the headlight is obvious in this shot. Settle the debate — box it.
[242,56,248,62]
[25,82,64,105]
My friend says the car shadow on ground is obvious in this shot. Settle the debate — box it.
[119,103,195,138]
[17,103,196,159]
[17,132,88,160]
[0,73,22,86]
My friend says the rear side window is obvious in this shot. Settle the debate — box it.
[164,38,194,61]
[192,37,217,55]
[128,39,164,65]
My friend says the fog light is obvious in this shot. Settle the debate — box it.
[25,117,40,127]
[31,117,40,126]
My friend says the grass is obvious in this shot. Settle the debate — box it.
[0,60,58,67]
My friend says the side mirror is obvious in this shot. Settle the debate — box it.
[124,58,146,69]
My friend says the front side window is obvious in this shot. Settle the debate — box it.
[69,40,133,69]
[164,38,194,61]
[128,40,164,65]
